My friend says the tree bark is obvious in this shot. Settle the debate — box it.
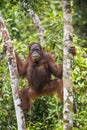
[28,9,45,46]
[62,0,73,130]
[0,15,26,130]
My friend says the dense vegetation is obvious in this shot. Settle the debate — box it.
[0,0,87,130]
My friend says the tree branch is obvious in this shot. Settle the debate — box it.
[0,15,26,130]
[28,9,45,46]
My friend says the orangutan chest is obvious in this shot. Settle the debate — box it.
[34,64,49,78]
[37,64,48,72]
[27,63,50,87]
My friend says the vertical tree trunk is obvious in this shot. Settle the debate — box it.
[28,9,45,46]
[62,0,73,130]
[0,15,26,130]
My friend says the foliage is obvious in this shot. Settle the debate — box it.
[0,0,87,130]
[73,0,87,47]
[25,96,63,130]
[72,35,87,130]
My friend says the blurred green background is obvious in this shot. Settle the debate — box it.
[0,0,87,130]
